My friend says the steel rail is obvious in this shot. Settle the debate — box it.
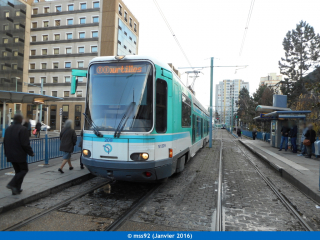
[4,181,110,231]
[232,133,314,231]
[105,183,161,231]
[215,138,224,231]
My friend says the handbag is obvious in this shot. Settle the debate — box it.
[32,129,37,135]
[303,139,311,146]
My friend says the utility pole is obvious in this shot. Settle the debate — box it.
[39,78,44,123]
[231,97,234,132]
[209,57,214,148]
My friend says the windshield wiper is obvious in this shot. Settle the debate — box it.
[83,113,103,138]
[114,102,136,138]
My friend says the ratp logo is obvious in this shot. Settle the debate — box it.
[103,144,112,154]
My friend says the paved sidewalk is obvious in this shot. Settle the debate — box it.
[239,139,320,203]
[0,153,92,214]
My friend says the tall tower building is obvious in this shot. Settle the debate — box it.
[215,79,249,126]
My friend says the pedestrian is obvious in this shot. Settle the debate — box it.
[289,123,298,153]
[304,124,316,159]
[252,128,257,140]
[22,118,32,138]
[279,122,290,151]
[79,130,84,169]
[35,121,41,138]
[237,127,242,138]
[58,119,77,173]
[297,123,308,156]
[4,114,34,195]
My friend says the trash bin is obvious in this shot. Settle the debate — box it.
[314,140,320,156]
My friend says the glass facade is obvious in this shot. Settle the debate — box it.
[117,19,137,56]
[0,0,26,91]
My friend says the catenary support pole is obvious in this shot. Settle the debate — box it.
[39,79,43,123]
[2,101,6,138]
[231,97,234,133]
[209,57,214,148]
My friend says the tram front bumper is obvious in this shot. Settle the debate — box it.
[81,156,173,182]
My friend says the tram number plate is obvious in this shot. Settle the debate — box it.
[158,144,166,148]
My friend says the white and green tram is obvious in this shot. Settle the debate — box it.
[73,55,209,182]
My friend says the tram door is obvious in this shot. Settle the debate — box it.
[201,118,203,138]
[192,114,196,144]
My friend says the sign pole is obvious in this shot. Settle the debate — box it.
[209,57,214,148]
[59,108,62,132]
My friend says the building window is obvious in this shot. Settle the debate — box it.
[13,51,18,56]
[124,31,127,36]
[3,38,8,44]
[29,91,34,94]
[64,91,70,97]
[78,61,84,68]
[2,52,7,57]
[118,40,121,45]
[79,32,85,38]
[41,77,46,83]
[65,76,71,82]
[92,31,98,38]
[156,79,167,133]
[78,77,84,82]
[124,12,127,22]
[80,3,87,9]
[30,63,35,69]
[14,37,19,43]
[65,62,71,68]
[78,47,84,53]
[118,4,122,15]
[134,23,137,32]
[31,36,36,42]
[93,1,99,8]
[56,6,62,12]
[67,19,73,25]
[42,49,47,55]
[129,18,132,27]
[53,62,59,69]
[44,7,49,13]
[66,33,73,39]
[4,25,9,30]
[123,45,127,49]
[43,35,48,41]
[32,8,38,14]
[54,34,60,40]
[55,20,60,26]
[53,77,58,83]
[54,48,59,54]
[52,91,57,97]
[66,48,72,54]
[32,22,37,28]
[182,94,191,127]
[12,64,17,70]
[43,21,49,27]
[68,4,74,11]
[80,18,86,24]
[5,11,9,17]
[42,91,46,95]
[31,50,36,56]
[30,77,34,83]
[15,24,19,29]
[16,11,20,16]
[41,63,47,69]
[76,91,82,97]
[91,46,97,53]
[92,16,99,23]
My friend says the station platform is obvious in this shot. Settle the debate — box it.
[0,153,91,214]
[239,139,320,203]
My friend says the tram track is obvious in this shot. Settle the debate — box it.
[226,130,314,231]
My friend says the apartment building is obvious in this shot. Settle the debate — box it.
[260,73,283,94]
[215,79,249,126]
[19,0,140,130]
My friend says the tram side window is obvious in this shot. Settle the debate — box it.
[181,94,191,127]
[196,116,201,138]
[156,79,167,133]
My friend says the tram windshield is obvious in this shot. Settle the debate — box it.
[85,62,153,132]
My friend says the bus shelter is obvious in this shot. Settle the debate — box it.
[0,90,63,138]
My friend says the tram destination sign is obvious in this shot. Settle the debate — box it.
[94,64,148,75]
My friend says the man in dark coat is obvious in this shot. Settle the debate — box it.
[58,120,77,173]
[252,128,257,140]
[4,114,34,195]
[35,121,41,138]
[304,124,316,159]
[289,123,298,153]
[279,122,290,151]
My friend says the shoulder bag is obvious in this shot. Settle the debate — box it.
[303,139,311,146]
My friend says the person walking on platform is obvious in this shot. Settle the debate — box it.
[35,121,41,138]
[58,120,77,173]
[79,130,84,169]
[22,118,31,138]
[4,114,34,195]
[298,123,308,156]
[279,122,290,151]
[237,127,242,139]
[304,124,316,159]
[252,128,257,140]
[289,123,298,153]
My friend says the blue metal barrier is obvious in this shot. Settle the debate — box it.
[0,135,81,170]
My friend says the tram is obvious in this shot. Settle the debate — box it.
[72,55,209,182]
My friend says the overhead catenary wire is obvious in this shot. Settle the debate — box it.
[153,0,193,68]
[239,0,255,56]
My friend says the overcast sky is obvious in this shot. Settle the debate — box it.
[123,0,320,110]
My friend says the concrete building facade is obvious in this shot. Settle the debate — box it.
[1,0,139,131]
[215,79,249,126]
[260,73,283,94]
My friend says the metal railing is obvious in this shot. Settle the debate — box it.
[0,135,81,170]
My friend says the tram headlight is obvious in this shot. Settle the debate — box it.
[130,153,149,161]
[82,149,91,157]
[141,153,149,160]
[115,55,126,60]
